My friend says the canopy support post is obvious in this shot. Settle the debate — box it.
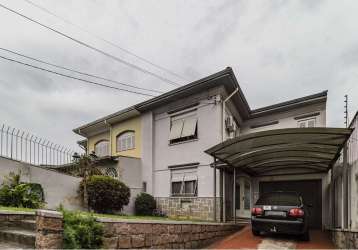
[219,169,223,222]
[223,170,226,223]
[233,167,236,223]
[213,157,217,222]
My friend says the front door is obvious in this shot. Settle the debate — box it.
[235,177,251,218]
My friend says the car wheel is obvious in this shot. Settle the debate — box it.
[301,231,310,241]
[252,229,260,236]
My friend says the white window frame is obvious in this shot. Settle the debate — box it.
[94,140,109,157]
[116,131,135,152]
[297,118,316,128]
[170,168,198,197]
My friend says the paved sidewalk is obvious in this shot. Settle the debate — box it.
[209,226,335,249]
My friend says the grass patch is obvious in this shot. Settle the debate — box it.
[0,206,207,222]
[0,206,35,212]
[78,211,207,222]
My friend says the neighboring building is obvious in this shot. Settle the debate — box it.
[73,67,331,224]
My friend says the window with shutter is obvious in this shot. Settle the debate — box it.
[169,111,198,144]
[170,167,198,197]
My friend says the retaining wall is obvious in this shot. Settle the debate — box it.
[99,218,241,249]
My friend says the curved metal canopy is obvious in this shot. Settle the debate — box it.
[205,128,353,176]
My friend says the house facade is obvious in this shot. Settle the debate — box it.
[73,67,332,227]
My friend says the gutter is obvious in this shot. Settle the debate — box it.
[222,88,239,141]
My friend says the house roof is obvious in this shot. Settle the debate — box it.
[73,67,327,137]
[205,127,353,176]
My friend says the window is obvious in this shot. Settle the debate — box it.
[297,118,316,128]
[142,182,147,193]
[171,169,198,197]
[94,140,109,157]
[169,111,198,144]
[105,167,118,178]
[116,131,135,151]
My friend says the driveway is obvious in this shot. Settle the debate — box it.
[209,226,335,249]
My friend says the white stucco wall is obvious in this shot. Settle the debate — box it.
[141,111,154,195]
[240,102,326,134]
[152,94,222,198]
[0,156,82,210]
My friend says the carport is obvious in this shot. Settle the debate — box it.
[205,127,353,229]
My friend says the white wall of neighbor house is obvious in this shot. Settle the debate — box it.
[141,111,154,195]
[252,173,331,229]
[240,102,326,134]
[0,156,82,210]
[152,92,223,198]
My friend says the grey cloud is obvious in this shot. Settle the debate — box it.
[0,0,357,151]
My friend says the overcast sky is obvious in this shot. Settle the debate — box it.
[0,0,357,151]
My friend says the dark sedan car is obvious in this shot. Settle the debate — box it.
[251,191,310,241]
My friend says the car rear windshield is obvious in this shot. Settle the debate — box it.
[256,192,300,206]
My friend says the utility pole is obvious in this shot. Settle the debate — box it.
[343,94,349,228]
[344,94,348,127]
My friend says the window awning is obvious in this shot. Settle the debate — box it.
[205,128,353,176]
[182,117,198,137]
[169,119,184,140]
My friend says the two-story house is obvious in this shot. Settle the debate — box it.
[73,67,349,230]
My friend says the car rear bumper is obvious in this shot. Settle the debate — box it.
[251,217,306,235]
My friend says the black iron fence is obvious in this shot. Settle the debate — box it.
[0,124,77,166]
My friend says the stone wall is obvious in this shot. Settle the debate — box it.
[331,228,358,249]
[1,209,241,249]
[99,218,242,249]
[156,197,220,221]
[35,210,63,249]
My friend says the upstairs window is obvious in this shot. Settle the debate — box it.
[169,111,198,144]
[94,140,109,157]
[298,118,316,128]
[171,168,198,197]
[117,131,135,152]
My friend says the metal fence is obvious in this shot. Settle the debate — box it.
[0,124,77,166]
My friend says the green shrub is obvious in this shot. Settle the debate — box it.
[80,175,130,213]
[0,172,44,208]
[135,192,156,216]
[62,210,103,249]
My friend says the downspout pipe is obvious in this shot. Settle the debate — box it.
[222,88,239,142]
[220,87,239,223]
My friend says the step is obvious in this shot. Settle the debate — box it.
[17,220,36,231]
[2,220,36,231]
[0,227,36,247]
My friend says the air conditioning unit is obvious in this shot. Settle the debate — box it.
[225,116,237,133]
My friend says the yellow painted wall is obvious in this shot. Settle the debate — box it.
[86,116,141,158]
[111,116,141,158]
[87,131,109,154]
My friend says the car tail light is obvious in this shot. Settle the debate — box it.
[288,208,304,218]
[251,207,263,216]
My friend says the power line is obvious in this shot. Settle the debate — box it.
[0,54,157,97]
[22,0,187,82]
[0,3,181,87]
[0,47,163,94]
